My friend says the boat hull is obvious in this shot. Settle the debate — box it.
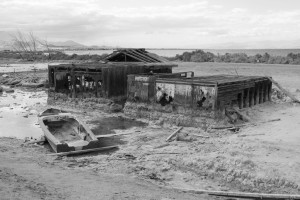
[47,138,102,153]
[38,113,101,153]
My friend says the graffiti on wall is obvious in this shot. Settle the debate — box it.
[156,83,175,106]
[194,86,216,108]
[155,82,216,108]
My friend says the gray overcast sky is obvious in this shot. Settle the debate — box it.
[1,0,300,48]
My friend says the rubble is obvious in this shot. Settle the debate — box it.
[0,70,48,89]
[5,88,14,93]
[1,60,300,198]
[272,88,290,102]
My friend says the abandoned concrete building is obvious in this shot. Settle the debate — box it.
[48,48,272,112]
[128,73,272,110]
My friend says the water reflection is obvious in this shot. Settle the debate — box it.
[0,89,47,139]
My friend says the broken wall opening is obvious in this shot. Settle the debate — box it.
[48,62,177,101]
[73,74,102,98]
[54,71,70,93]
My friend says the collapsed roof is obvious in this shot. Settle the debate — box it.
[103,48,170,63]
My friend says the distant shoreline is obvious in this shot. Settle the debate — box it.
[60,48,300,50]
[61,48,300,57]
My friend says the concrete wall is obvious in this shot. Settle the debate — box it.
[127,75,156,102]
[127,74,217,110]
[124,102,224,128]
[155,82,216,109]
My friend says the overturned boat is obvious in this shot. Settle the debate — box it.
[38,108,101,153]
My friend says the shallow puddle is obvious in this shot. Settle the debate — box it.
[88,117,147,135]
[0,88,147,141]
[0,89,47,139]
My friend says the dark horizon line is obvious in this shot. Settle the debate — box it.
[61,47,300,50]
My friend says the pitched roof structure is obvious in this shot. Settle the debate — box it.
[103,48,170,63]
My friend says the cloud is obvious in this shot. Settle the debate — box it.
[1,0,300,48]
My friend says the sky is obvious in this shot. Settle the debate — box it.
[1,0,300,49]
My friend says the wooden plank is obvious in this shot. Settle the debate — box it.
[261,83,265,102]
[107,68,111,97]
[211,118,280,129]
[189,134,210,138]
[242,89,246,108]
[49,146,118,156]
[245,88,249,108]
[71,69,76,98]
[268,77,300,103]
[128,50,158,63]
[123,52,147,63]
[154,143,170,149]
[96,132,131,139]
[268,82,272,101]
[218,94,240,99]
[156,79,216,86]
[218,86,255,93]
[80,75,83,92]
[213,85,218,110]
[263,82,267,102]
[219,100,225,113]
[218,82,255,88]
[232,108,250,122]
[265,81,269,101]
[127,51,154,63]
[218,77,266,86]
[255,83,259,105]
[101,68,107,97]
[166,127,183,142]
[259,83,263,104]
[218,86,255,92]
[249,87,254,107]
[238,91,244,109]
[218,81,256,87]
[172,187,300,199]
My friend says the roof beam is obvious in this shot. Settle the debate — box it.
[127,50,157,63]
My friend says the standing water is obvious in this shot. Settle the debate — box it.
[0,62,63,73]
[0,88,47,139]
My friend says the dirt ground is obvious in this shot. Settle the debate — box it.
[0,138,215,200]
[1,62,300,199]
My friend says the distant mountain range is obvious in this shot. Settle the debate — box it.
[47,41,118,49]
[1,31,299,50]
[0,31,117,50]
[48,40,86,48]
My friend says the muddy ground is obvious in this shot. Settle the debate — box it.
[1,62,300,199]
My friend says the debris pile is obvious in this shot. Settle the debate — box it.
[0,73,47,88]
[271,88,290,102]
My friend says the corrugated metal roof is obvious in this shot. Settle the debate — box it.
[103,48,169,63]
